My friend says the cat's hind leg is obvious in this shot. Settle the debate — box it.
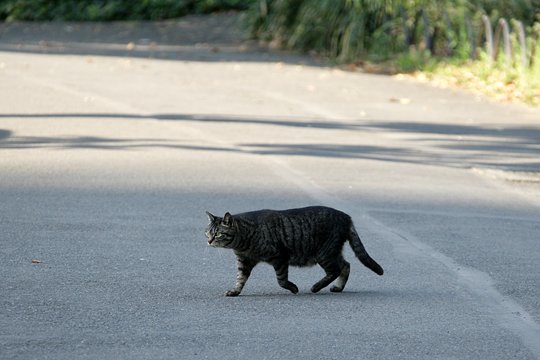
[311,259,341,293]
[330,259,350,292]
[273,261,299,294]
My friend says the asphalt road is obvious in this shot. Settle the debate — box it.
[1,15,540,359]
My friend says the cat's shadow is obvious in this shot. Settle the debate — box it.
[239,289,388,299]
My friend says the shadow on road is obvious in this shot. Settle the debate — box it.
[1,112,539,171]
[0,112,361,130]
[0,129,12,141]
[0,14,318,65]
[236,289,391,298]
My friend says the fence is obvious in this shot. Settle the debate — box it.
[400,9,537,69]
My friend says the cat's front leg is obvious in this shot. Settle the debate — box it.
[226,257,255,296]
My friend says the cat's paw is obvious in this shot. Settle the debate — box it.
[330,286,343,293]
[310,285,322,293]
[279,281,299,294]
[288,283,299,294]
[225,289,241,297]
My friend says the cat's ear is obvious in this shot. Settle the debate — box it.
[222,212,233,226]
[206,211,217,223]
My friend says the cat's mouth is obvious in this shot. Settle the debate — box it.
[207,238,215,245]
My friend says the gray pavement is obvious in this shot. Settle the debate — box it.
[1,14,540,359]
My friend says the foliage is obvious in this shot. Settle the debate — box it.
[421,32,540,105]
[245,0,540,59]
[0,0,255,21]
[244,0,540,104]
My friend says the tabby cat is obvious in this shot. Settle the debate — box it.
[205,206,383,296]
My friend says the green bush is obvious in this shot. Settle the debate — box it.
[0,0,255,21]
[244,0,540,62]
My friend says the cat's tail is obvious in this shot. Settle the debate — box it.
[348,224,384,275]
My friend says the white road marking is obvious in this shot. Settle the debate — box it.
[264,153,540,359]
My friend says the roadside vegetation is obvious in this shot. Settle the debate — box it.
[0,0,253,20]
[1,0,538,105]
[244,0,540,105]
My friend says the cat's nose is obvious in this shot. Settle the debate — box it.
[207,238,214,245]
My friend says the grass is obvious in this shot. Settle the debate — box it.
[334,49,540,106]
[422,59,540,105]
[388,38,540,106]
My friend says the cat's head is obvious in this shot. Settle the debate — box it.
[205,211,236,248]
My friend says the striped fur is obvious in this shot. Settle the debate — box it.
[205,206,383,296]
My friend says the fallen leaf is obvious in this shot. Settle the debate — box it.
[342,63,357,71]
[31,259,41,264]
[389,97,411,104]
